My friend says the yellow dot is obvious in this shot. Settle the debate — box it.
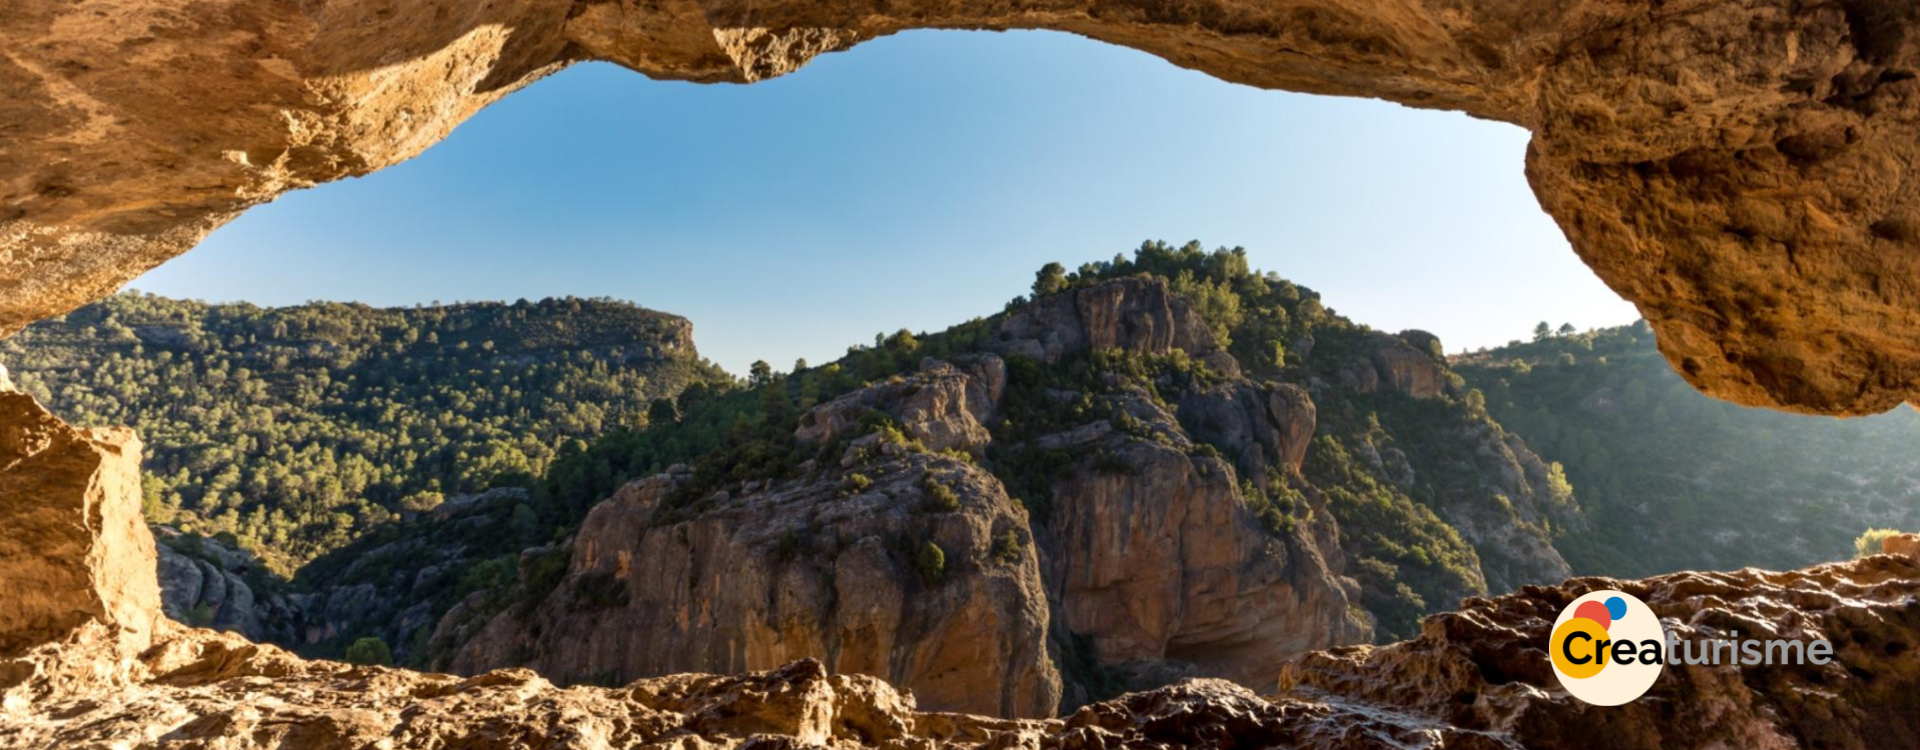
[1552,617,1609,680]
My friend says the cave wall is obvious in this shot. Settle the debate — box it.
[6,0,1920,414]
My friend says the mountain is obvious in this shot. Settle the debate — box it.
[1455,324,1920,577]
[0,243,1593,715]
[14,379,1920,749]
[0,293,730,573]
[382,242,1590,716]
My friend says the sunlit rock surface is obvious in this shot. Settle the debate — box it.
[7,547,1918,748]
[6,1,1920,413]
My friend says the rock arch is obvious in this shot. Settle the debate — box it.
[5,0,1920,414]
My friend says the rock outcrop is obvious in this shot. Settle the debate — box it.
[1176,381,1317,479]
[448,447,1062,718]
[13,0,1920,414]
[9,543,1920,748]
[154,529,278,640]
[1279,552,1920,749]
[0,389,160,708]
[1039,407,1366,693]
[147,487,548,662]
[448,281,1384,717]
[993,278,1226,370]
[1338,331,1451,400]
[0,391,159,662]
[796,356,1005,455]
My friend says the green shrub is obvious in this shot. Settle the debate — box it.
[343,636,392,666]
[992,531,1025,564]
[914,542,946,585]
[841,473,873,496]
[921,475,961,513]
[1855,528,1904,559]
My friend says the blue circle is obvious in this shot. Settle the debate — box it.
[1605,596,1628,620]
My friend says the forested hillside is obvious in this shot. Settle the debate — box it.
[361,241,1586,672]
[1456,324,1920,576]
[1,293,729,572]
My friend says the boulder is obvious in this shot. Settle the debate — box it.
[0,392,159,657]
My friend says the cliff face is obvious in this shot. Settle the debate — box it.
[446,277,1584,716]
[447,450,1062,718]
[1039,420,1365,691]
[7,424,1917,750]
[446,352,1362,717]
[148,488,546,662]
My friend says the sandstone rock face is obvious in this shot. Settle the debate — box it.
[1040,415,1366,692]
[448,450,1062,718]
[14,0,1920,414]
[1176,381,1317,479]
[0,392,159,659]
[449,341,1367,717]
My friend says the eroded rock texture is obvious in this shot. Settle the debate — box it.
[445,451,1064,719]
[9,547,1920,748]
[5,0,1920,413]
[0,389,158,662]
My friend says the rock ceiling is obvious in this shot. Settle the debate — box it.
[5,0,1919,414]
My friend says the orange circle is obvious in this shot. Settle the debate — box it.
[1551,617,1609,680]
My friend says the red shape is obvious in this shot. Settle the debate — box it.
[1574,601,1612,630]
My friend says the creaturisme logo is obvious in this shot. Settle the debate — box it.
[1548,590,1835,706]
[1549,590,1666,705]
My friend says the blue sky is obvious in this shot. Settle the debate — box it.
[134,30,1638,375]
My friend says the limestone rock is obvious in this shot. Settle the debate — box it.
[1176,381,1317,479]
[0,392,159,659]
[795,356,1003,455]
[1341,331,1449,399]
[1884,532,1920,558]
[994,278,1219,365]
[447,451,1062,718]
[1278,554,1920,749]
[1040,409,1367,693]
[14,0,1920,413]
[1424,424,1582,593]
[12,555,1920,749]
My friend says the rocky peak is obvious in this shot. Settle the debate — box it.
[1338,331,1450,399]
[994,278,1233,374]
[795,356,1006,455]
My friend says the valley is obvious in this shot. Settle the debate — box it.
[11,242,1909,720]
